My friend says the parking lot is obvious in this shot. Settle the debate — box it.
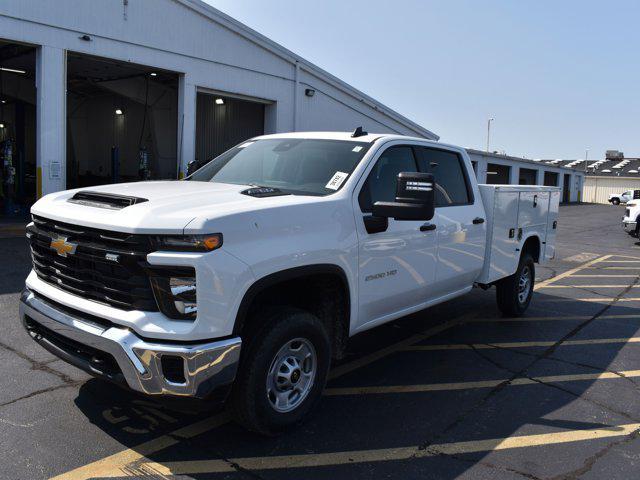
[1,203,639,479]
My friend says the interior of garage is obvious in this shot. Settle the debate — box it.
[0,41,37,217]
[544,171,559,186]
[519,168,537,185]
[66,52,179,188]
[485,163,510,184]
[193,91,265,172]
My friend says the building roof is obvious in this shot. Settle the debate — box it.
[177,0,439,140]
[466,149,585,173]
[537,158,640,177]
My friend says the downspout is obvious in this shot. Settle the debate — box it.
[293,61,300,132]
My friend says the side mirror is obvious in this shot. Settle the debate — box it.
[372,172,435,221]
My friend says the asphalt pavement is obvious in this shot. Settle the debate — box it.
[1,203,639,480]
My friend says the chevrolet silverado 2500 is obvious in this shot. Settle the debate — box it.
[623,192,640,235]
[20,131,560,433]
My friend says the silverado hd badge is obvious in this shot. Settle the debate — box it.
[50,236,78,257]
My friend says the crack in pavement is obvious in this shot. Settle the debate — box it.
[0,383,81,409]
[412,275,640,462]
[427,450,544,480]
[0,339,78,385]
[549,428,640,480]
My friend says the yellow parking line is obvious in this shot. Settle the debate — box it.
[323,370,640,396]
[403,337,640,351]
[132,423,640,475]
[49,412,232,480]
[540,297,640,303]
[538,285,637,288]
[534,255,611,290]
[470,314,638,323]
[571,275,638,278]
[600,260,640,263]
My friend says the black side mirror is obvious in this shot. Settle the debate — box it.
[372,172,435,221]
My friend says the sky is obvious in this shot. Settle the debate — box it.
[203,0,640,160]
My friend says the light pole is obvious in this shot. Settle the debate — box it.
[486,118,494,152]
[585,148,589,173]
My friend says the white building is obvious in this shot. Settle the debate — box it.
[467,150,586,203]
[0,0,585,214]
[0,0,436,211]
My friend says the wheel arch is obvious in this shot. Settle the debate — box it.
[521,234,541,263]
[233,264,351,359]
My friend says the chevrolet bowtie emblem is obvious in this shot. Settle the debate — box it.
[50,236,78,257]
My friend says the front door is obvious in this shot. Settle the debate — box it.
[414,146,486,297]
[354,145,438,330]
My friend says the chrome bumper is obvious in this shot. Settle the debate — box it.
[20,289,241,398]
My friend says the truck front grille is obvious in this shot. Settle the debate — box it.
[27,215,158,311]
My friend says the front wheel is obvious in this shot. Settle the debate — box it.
[496,253,535,316]
[612,198,620,205]
[231,308,331,435]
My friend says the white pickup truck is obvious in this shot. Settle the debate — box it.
[20,131,559,433]
[623,191,640,235]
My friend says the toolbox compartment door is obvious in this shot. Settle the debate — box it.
[544,190,560,261]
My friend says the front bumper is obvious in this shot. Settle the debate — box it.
[20,289,241,398]
[623,220,637,233]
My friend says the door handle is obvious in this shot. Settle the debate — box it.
[420,223,437,232]
[472,217,485,225]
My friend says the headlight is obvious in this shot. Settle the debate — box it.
[151,233,222,252]
[149,267,197,320]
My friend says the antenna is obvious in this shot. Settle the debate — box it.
[351,126,368,138]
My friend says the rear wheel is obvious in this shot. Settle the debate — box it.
[496,253,535,316]
[231,308,330,435]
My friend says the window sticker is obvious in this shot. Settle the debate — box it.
[352,145,363,152]
[237,141,255,148]
[325,171,349,190]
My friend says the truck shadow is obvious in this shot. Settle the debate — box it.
[73,289,640,479]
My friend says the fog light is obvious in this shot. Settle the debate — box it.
[150,269,197,320]
[170,277,197,316]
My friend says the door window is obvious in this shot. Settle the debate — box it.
[415,147,472,206]
[358,146,418,212]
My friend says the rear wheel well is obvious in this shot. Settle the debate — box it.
[522,236,541,263]
[235,267,350,360]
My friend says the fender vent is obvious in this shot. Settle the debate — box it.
[68,191,148,210]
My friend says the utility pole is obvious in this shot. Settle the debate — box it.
[486,118,494,152]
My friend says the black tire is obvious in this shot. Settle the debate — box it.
[496,253,535,316]
[231,307,331,435]
[612,198,620,205]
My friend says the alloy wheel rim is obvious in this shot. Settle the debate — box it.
[266,338,317,413]
[518,265,532,304]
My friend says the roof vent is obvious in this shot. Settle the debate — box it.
[351,126,368,138]
[68,191,148,210]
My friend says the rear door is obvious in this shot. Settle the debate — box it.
[415,147,486,297]
[354,144,438,330]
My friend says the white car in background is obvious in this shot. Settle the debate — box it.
[608,191,634,205]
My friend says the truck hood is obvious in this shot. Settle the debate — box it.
[31,181,312,234]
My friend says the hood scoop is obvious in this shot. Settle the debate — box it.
[67,191,149,210]
[241,186,290,198]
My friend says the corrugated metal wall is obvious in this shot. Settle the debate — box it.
[584,176,640,204]
[195,93,264,164]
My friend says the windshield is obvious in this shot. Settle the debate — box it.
[187,138,372,196]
